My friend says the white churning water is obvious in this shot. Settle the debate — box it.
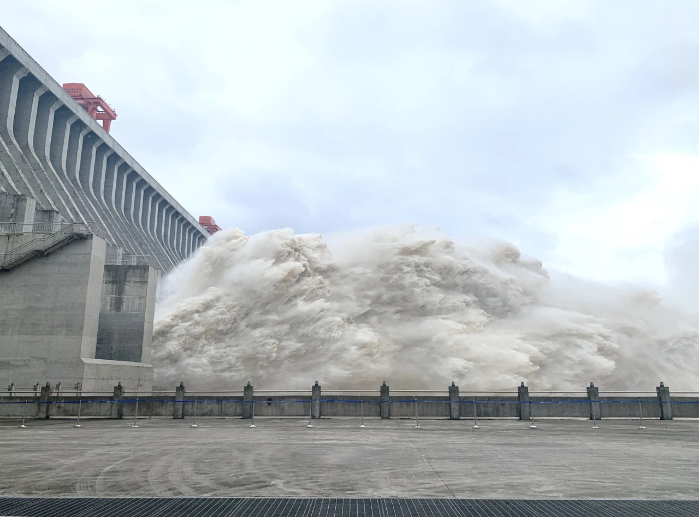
[152,225,699,391]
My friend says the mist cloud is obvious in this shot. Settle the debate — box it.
[152,226,699,390]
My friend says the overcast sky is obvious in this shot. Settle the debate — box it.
[2,0,698,286]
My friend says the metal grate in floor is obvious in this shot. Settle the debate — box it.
[0,498,697,516]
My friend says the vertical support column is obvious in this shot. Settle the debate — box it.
[657,382,672,420]
[449,382,460,420]
[185,226,194,257]
[518,382,530,420]
[173,215,185,262]
[311,381,321,420]
[111,382,123,419]
[2,195,37,227]
[380,381,390,420]
[174,382,185,419]
[587,382,601,421]
[242,382,253,419]
[39,382,51,419]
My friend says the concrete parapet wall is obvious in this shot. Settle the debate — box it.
[320,396,380,418]
[468,397,519,418]
[671,397,699,418]
[599,397,662,419]
[2,391,697,420]
[184,397,245,418]
[529,397,592,418]
[1,382,695,421]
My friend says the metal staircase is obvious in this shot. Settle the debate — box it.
[0,222,106,271]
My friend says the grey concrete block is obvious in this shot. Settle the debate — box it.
[96,265,156,364]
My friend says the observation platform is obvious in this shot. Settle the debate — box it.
[0,418,697,502]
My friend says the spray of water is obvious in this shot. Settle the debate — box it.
[152,225,699,390]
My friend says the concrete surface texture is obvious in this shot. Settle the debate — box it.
[0,237,154,392]
[0,233,38,253]
[79,358,153,393]
[0,418,697,499]
[0,238,104,385]
[0,25,207,271]
[96,265,157,363]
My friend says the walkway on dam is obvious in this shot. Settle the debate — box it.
[1,418,698,501]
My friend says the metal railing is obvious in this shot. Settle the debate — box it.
[0,222,73,235]
[0,222,106,269]
[104,254,151,266]
[0,221,107,238]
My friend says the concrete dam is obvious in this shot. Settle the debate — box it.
[0,26,210,393]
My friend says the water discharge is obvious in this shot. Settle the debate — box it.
[152,225,699,391]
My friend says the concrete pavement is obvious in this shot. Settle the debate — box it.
[1,417,697,499]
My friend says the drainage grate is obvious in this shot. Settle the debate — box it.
[0,498,697,516]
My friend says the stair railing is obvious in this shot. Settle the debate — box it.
[0,222,105,268]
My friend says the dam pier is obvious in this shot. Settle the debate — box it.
[0,26,210,393]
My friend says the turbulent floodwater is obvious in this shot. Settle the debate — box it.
[152,225,699,391]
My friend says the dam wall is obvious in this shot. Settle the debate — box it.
[0,25,208,271]
[0,24,208,392]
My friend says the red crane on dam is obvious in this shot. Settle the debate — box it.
[199,216,222,235]
[62,83,117,133]
[63,83,221,238]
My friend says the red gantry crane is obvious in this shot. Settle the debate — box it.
[64,84,223,238]
[62,83,117,133]
[199,216,222,235]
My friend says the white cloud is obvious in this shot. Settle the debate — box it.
[535,154,699,283]
[2,0,698,286]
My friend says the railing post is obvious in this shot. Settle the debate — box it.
[380,381,390,419]
[174,382,185,419]
[638,400,646,429]
[112,382,123,419]
[242,382,253,419]
[449,382,460,420]
[359,397,366,428]
[74,399,82,428]
[587,382,600,421]
[311,381,321,420]
[132,399,140,428]
[39,382,51,419]
[19,400,28,428]
[414,397,420,428]
[657,382,672,420]
[518,382,530,420]
[33,382,39,412]
[191,398,198,428]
